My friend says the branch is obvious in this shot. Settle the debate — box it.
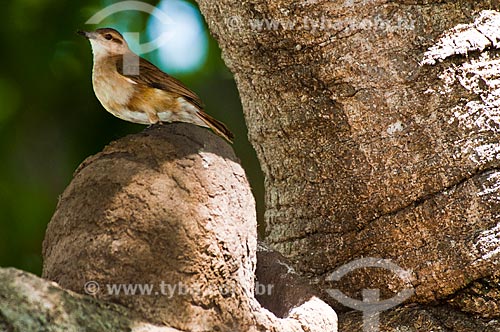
[0,268,182,332]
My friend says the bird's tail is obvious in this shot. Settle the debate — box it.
[196,111,234,143]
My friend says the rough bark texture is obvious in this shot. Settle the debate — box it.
[194,0,500,329]
[0,267,182,332]
[41,123,337,332]
[339,304,500,332]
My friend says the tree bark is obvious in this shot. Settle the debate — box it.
[194,0,500,329]
[0,268,183,332]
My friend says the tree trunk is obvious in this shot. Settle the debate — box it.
[194,0,500,329]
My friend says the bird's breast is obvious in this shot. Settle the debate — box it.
[92,68,134,110]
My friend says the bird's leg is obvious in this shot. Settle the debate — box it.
[146,111,161,128]
[147,122,164,129]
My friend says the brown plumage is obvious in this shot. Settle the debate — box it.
[78,28,234,143]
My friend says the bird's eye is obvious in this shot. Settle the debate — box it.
[104,34,113,40]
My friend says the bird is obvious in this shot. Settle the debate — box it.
[77,28,234,143]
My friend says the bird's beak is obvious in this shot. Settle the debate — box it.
[77,30,96,40]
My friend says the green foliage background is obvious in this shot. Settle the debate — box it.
[0,0,264,275]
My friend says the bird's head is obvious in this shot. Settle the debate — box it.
[78,28,130,58]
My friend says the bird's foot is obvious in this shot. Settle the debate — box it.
[147,122,164,129]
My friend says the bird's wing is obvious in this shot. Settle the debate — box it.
[114,55,204,110]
